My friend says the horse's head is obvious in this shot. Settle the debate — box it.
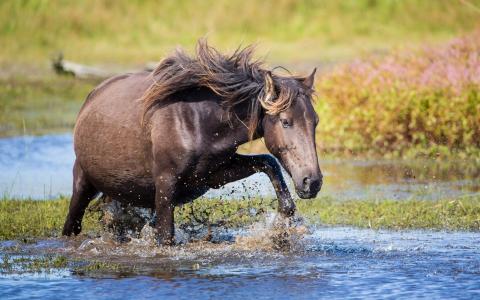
[261,69,322,199]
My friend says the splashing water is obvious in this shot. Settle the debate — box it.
[2,220,480,299]
[71,208,311,260]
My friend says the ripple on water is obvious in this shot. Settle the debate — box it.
[1,223,480,299]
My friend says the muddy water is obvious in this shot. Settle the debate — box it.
[1,134,480,299]
[1,134,479,200]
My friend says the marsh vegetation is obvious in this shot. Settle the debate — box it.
[1,195,480,241]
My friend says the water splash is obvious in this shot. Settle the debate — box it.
[234,213,309,251]
[68,210,312,261]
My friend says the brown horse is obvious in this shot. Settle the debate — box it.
[62,41,322,245]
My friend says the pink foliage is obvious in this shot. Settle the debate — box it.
[332,30,480,94]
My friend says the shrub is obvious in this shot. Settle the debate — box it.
[316,30,480,158]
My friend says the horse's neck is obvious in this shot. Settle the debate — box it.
[200,102,261,151]
[214,112,252,148]
[165,87,262,149]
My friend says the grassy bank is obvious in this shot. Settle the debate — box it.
[0,197,101,240]
[1,1,480,156]
[1,0,479,65]
[2,31,479,158]
[1,196,480,240]
[0,75,95,137]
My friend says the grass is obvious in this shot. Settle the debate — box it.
[0,254,68,273]
[0,196,102,240]
[297,196,480,230]
[1,196,480,241]
[1,0,480,155]
[0,254,128,275]
[0,75,96,137]
[1,0,479,65]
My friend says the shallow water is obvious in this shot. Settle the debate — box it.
[1,222,480,299]
[0,134,479,200]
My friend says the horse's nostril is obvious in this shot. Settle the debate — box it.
[303,177,310,187]
[302,177,312,192]
[303,177,310,186]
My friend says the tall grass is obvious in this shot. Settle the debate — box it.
[0,0,479,64]
[316,30,480,158]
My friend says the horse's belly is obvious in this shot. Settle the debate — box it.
[77,152,156,207]
[101,178,156,208]
[81,153,156,207]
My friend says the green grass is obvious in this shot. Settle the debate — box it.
[1,0,480,148]
[0,196,102,240]
[297,196,480,230]
[0,75,96,137]
[1,196,480,240]
[0,255,68,273]
[1,0,479,65]
[0,254,128,275]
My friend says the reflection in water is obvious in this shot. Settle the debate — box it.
[0,134,479,200]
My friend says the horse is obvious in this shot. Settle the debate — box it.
[62,40,322,245]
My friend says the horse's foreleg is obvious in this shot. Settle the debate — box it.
[153,174,176,245]
[208,154,295,217]
[62,160,98,236]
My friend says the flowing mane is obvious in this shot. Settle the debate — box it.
[141,40,310,138]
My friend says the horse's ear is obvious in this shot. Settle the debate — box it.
[301,68,317,88]
[264,71,276,100]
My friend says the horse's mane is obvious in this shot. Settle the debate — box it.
[141,40,308,139]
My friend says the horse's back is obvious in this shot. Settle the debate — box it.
[76,71,151,126]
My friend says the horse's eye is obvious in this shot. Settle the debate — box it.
[280,118,291,128]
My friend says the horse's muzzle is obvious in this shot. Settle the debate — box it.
[296,174,322,199]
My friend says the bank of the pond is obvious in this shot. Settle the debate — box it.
[1,196,479,240]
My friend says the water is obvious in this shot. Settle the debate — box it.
[1,134,480,299]
[1,134,479,200]
[1,224,480,299]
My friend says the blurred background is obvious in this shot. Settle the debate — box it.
[0,0,479,199]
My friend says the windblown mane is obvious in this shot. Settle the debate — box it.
[141,40,306,139]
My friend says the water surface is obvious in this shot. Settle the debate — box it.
[1,224,479,299]
[1,134,479,200]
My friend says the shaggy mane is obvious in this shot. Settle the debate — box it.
[141,40,310,139]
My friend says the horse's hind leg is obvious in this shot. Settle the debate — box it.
[62,160,98,236]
